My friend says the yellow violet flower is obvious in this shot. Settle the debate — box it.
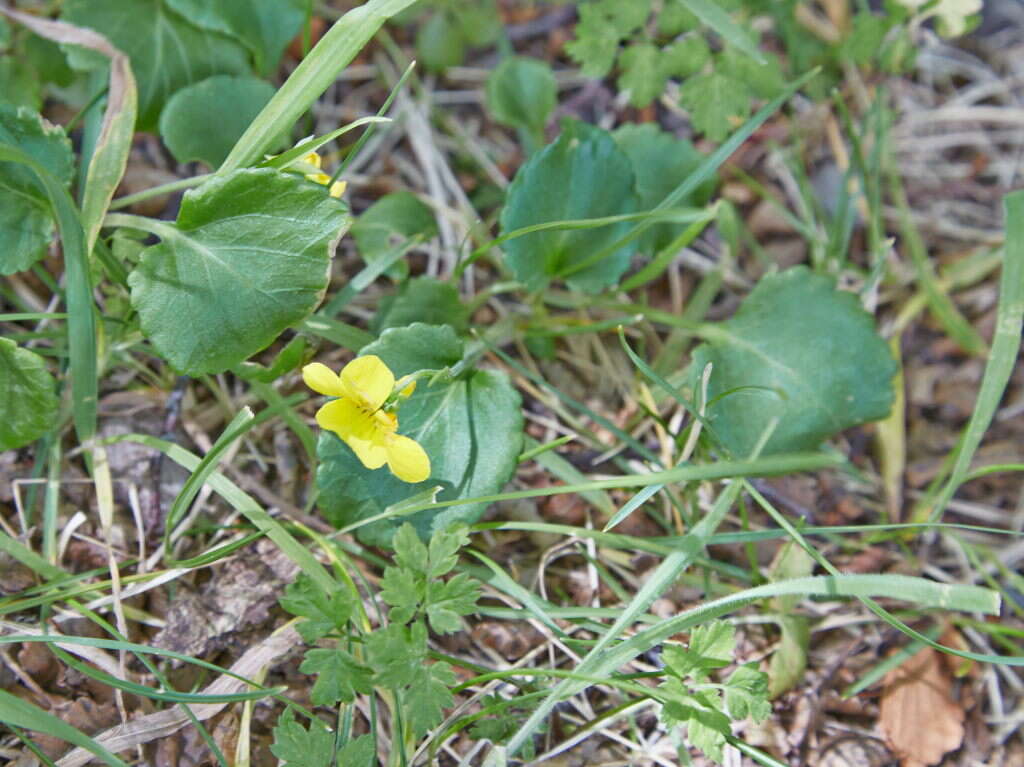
[301,151,347,198]
[303,356,430,483]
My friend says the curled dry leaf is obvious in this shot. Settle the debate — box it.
[879,647,965,767]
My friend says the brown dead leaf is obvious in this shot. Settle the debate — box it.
[153,541,298,660]
[879,648,964,767]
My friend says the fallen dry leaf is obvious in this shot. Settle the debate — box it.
[879,647,965,767]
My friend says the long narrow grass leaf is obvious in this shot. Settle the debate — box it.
[678,0,766,63]
[221,0,418,171]
[0,689,129,767]
[0,144,97,450]
[103,432,334,593]
[925,190,1024,521]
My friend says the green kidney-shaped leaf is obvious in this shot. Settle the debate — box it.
[372,277,469,334]
[350,191,437,280]
[486,56,556,134]
[416,11,465,73]
[0,337,59,449]
[0,104,73,275]
[62,0,250,130]
[128,168,350,375]
[450,0,501,47]
[316,324,523,547]
[691,267,897,456]
[499,120,639,293]
[612,123,716,254]
[0,57,42,110]
[165,0,305,75]
[159,75,278,168]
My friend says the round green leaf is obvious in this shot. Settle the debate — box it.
[23,35,74,88]
[0,57,42,110]
[316,324,523,547]
[499,120,639,293]
[451,0,501,47]
[485,56,556,134]
[0,104,73,275]
[612,123,716,254]
[372,277,469,333]
[416,11,464,73]
[166,0,305,75]
[691,267,897,456]
[0,337,59,449]
[159,75,278,168]
[61,0,250,130]
[128,168,350,375]
[350,191,438,279]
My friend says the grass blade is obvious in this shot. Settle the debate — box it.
[889,167,987,355]
[0,144,97,451]
[0,689,129,767]
[220,0,418,172]
[924,190,1024,522]
[678,0,766,64]
[103,428,335,594]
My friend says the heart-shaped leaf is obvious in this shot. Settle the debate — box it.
[486,56,556,135]
[372,277,469,333]
[316,324,523,547]
[0,337,59,449]
[62,0,250,130]
[165,0,305,75]
[0,57,42,110]
[159,75,278,168]
[612,123,716,254]
[350,191,437,280]
[499,120,639,293]
[691,267,897,456]
[416,11,464,72]
[0,104,73,275]
[128,168,350,375]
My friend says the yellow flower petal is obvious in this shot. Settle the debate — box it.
[316,399,388,469]
[329,180,347,198]
[340,355,394,410]
[386,434,431,483]
[302,151,322,169]
[302,362,344,397]
[347,432,389,470]
[315,398,364,439]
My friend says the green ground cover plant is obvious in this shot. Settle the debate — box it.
[0,0,1019,766]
